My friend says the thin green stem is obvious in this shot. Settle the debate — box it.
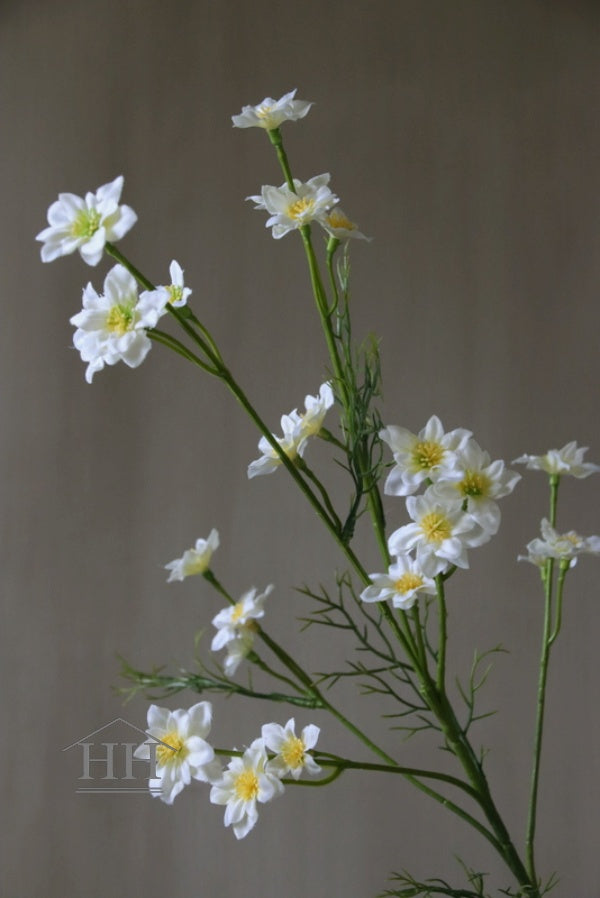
[436,575,448,695]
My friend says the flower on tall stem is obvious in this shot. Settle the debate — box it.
[248,174,339,238]
[320,207,370,242]
[134,702,217,805]
[513,441,600,479]
[232,89,312,130]
[161,260,192,308]
[164,529,219,582]
[211,585,274,675]
[262,718,321,780]
[519,518,600,568]
[69,264,168,383]
[36,175,137,266]
[380,416,472,497]
[360,555,437,609]
[247,414,305,478]
[209,738,284,839]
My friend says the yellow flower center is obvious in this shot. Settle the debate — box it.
[234,768,259,801]
[106,304,135,335]
[280,735,305,769]
[459,470,490,498]
[231,602,245,622]
[71,208,102,239]
[394,572,424,595]
[327,210,355,230]
[156,731,187,766]
[168,285,183,305]
[256,103,273,119]
[420,512,452,543]
[288,197,315,220]
[412,440,444,471]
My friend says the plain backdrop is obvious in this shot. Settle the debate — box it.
[1,1,599,896]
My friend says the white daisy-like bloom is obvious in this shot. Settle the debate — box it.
[134,702,217,805]
[320,207,370,242]
[248,174,339,239]
[210,738,284,839]
[232,89,312,130]
[161,260,192,308]
[513,441,600,479]
[69,264,168,383]
[262,718,321,780]
[388,487,490,577]
[380,416,472,497]
[247,413,304,479]
[211,585,274,675]
[36,175,137,266]
[164,529,219,582]
[432,439,521,535]
[519,518,600,569]
[360,555,437,609]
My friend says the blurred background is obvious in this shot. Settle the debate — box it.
[1,1,599,895]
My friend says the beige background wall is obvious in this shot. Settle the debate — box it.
[2,1,599,895]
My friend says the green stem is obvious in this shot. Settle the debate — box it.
[435,575,448,695]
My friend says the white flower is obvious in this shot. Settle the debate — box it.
[69,264,168,383]
[247,413,304,478]
[360,556,437,609]
[298,382,335,438]
[513,441,600,479]
[164,529,219,582]
[388,487,490,577]
[262,718,321,780]
[211,585,274,675]
[134,702,217,805]
[210,738,284,839]
[232,89,312,130]
[161,260,192,308]
[431,439,521,535]
[248,174,339,238]
[380,416,472,497]
[519,518,600,568]
[321,207,370,242]
[36,175,137,266]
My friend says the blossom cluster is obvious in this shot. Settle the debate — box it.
[136,703,320,839]
[361,416,521,607]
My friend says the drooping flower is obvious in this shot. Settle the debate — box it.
[360,555,437,609]
[262,719,321,780]
[388,487,491,577]
[69,264,168,383]
[248,174,339,238]
[519,518,600,568]
[161,260,192,308]
[321,207,370,242]
[431,439,520,535]
[134,702,217,805]
[232,89,312,130]
[247,413,305,478]
[164,529,220,582]
[36,175,137,266]
[211,585,274,675]
[380,416,472,497]
[513,442,600,479]
[209,738,284,839]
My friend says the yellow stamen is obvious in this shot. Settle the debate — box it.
[168,285,183,305]
[70,209,101,239]
[156,731,187,766]
[460,470,490,498]
[256,104,273,119]
[420,512,452,543]
[412,440,444,470]
[231,602,245,622]
[394,572,424,595]
[234,768,259,801]
[288,197,315,220]
[280,735,305,769]
[106,304,134,336]
[327,210,355,230]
